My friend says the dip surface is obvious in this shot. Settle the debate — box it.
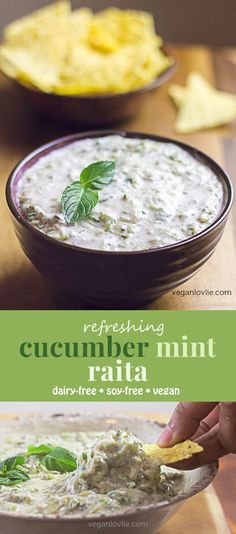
[18,135,223,251]
[0,430,181,517]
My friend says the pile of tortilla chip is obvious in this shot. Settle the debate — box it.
[169,71,236,133]
[0,0,173,95]
[144,439,203,464]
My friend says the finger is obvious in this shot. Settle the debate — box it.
[169,423,225,470]
[192,405,220,440]
[158,402,218,446]
[219,402,236,453]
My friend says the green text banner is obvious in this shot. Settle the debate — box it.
[0,311,234,401]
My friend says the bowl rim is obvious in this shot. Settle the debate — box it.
[0,413,218,523]
[10,50,176,100]
[6,129,234,257]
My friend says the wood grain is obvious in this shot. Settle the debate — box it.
[159,486,231,534]
[0,45,236,309]
[214,454,236,534]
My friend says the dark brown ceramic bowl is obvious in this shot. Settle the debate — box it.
[6,130,233,308]
[0,414,218,534]
[13,56,176,127]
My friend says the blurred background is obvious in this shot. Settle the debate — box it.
[1,0,236,46]
[0,402,176,415]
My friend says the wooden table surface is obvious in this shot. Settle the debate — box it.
[0,44,236,309]
[0,412,235,533]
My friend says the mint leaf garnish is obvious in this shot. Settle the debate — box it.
[62,183,98,223]
[27,444,53,457]
[41,447,77,473]
[0,455,29,486]
[0,455,25,471]
[61,160,115,223]
[80,161,115,190]
[28,444,77,473]
[0,445,78,486]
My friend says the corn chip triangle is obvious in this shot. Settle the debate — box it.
[144,439,203,464]
[169,72,236,133]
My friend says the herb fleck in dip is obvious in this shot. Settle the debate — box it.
[0,430,182,517]
[18,135,223,251]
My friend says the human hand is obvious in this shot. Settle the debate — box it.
[158,402,236,469]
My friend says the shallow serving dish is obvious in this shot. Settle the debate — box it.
[6,130,233,308]
[12,55,176,127]
[0,413,218,534]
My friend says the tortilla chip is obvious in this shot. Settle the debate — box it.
[169,72,236,133]
[87,8,160,52]
[144,439,203,464]
[3,1,71,44]
[0,2,172,95]
[168,83,187,108]
[0,46,60,92]
[68,8,93,44]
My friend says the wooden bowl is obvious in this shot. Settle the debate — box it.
[13,57,176,127]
